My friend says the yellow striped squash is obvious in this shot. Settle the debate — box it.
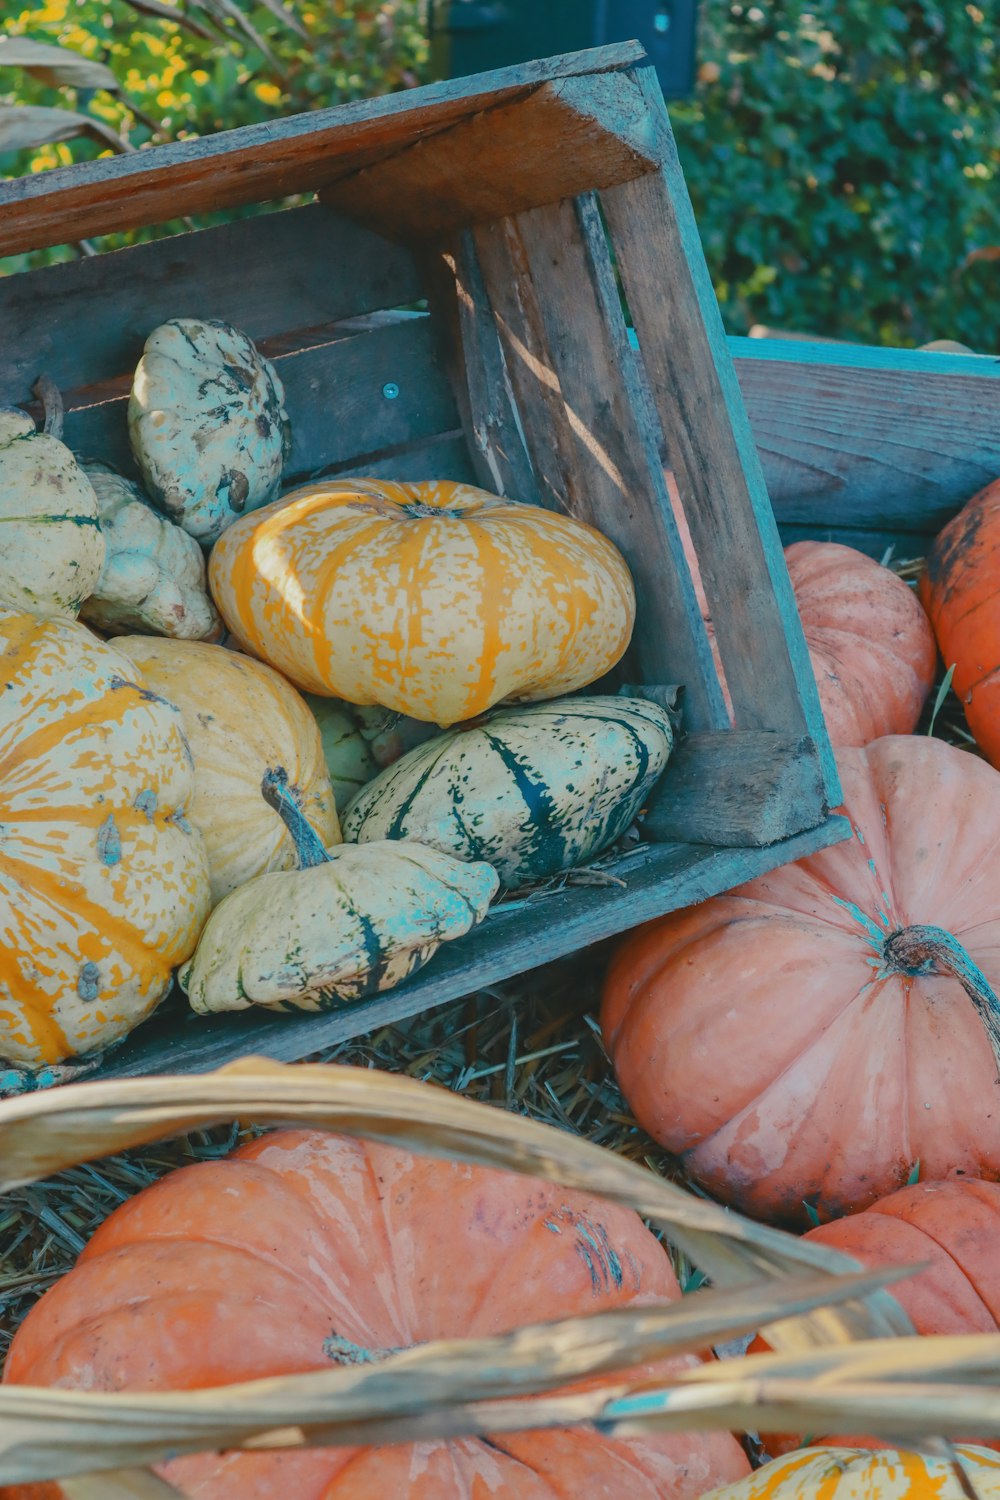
[704,1448,1000,1500]
[208,478,636,726]
[116,637,339,905]
[0,612,210,1067]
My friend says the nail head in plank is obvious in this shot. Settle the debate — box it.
[91,815,851,1079]
[600,66,839,808]
[643,730,829,848]
[0,43,647,257]
[0,204,422,404]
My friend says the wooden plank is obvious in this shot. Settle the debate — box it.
[52,318,462,484]
[777,523,934,562]
[321,70,660,242]
[0,43,647,257]
[472,195,728,731]
[0,204,422,406]
[643,731,829,848]
[600,66,839,812]
[333,431,478,485]
[420,234,539,502]
[731,338,1000,538]
[91,815,850,1080]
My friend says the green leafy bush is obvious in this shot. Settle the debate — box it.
[670,0,1000,345]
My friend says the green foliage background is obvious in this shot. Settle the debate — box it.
[2,0,998,346]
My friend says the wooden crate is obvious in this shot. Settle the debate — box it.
[0,43,849,1079]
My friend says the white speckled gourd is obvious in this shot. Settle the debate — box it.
[306,696,437,808]
[0,611,210,1068]
[342,695,674,889]
[128,319,289,545]
[115,636,340,906]
[79,463,220,640]
[180,769,498,1013]
[0,409,105,618]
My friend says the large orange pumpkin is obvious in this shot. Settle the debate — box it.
[0,611,210,1068]
[784,542,935,746]
[920,477,1000,764]
[602,734,1000,1228]
[3,1127,750,1500]
[208,478,636,726]
[750,1179,1000,1455]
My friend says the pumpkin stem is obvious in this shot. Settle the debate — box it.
[885,924,1000,1070]
[31,375,65,442]
[260,766,329,869]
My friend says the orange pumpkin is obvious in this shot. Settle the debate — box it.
[751,1179,1000,1455]
[920,478,1000,764]
[784,542,935,746]
[207,478,636,726]
[3,1127,750,1500]
[602,734,1000,1228]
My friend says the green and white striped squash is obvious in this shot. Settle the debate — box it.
[306,696,438,808]
[180,769,498,1013]
[341,695,674,889]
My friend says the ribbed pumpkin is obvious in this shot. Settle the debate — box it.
[688,536,935,744]
[180,769,498,1012]
[3,1126,750,1500]
[784,542,935,745]
[208,478,637,725]
[703,1447,1000,1500]
[115,637,339,905]
[0,612,210,1067]
[80,462,220,640]
[342,695,674,888]
[752,1179,1000,1455]
[0,409,105,619]
[602,734,1000,1227]
[920,477,1000,765]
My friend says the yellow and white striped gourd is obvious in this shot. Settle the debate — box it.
[0,611,210,1066]
[704,1448,1000,1500]
[116,636,339,905]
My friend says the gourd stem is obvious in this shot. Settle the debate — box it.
[885,923,1000,1070]
[31,375,65,442]
[260,767,329,869]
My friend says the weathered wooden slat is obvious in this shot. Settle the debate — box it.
[55,318,462,484]
[601,66,839,812]
[0,43,646,257]
[0,204,422,405]
[731,338,1000,538]
[333,431,478,485]
[92,816,850,1079]
[777,523,934,561]
[473,196,729,731]
[321,70,660,242]
[643,731,829,848]
[420,235,540,502]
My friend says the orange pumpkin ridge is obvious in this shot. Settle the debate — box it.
[3,1126,750,1500]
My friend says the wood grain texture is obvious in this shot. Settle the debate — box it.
[321,69,660,242]
[51,317,461,483]
[91,815,850,1079]
[730,338,1000,538]
[474,195,729,730]
[419,234,539,502]
[775,523,935,561]
[0,204,422,405]
[643,731,829,848]
[601,66,839,815]
[0,42,646,257]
